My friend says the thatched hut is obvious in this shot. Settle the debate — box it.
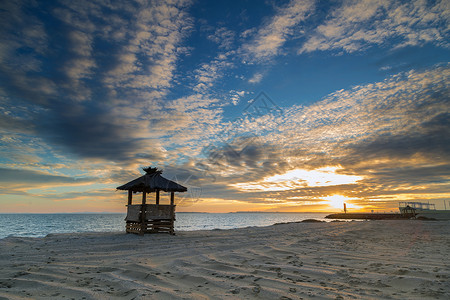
[117,167,187,235]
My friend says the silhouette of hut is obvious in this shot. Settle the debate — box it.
[117,167,187,235]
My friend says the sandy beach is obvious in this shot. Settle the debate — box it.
[0,220,449,299]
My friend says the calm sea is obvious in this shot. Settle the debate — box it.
[0,212,330,239]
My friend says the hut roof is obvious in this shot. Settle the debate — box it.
[116,167,187,193]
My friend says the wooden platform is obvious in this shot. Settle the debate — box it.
[325,213,411,220]
[126,219,174,234]
[126,204,175,235]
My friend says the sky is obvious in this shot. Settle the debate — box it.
[0,0,449,213]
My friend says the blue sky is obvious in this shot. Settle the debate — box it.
[0,0,449,213]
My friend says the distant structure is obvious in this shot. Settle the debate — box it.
[117,167,187,235]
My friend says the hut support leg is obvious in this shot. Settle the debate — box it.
[140,192,147,235]
[170,192,175,235]
[128,190,133,205]
[125,191,133,234]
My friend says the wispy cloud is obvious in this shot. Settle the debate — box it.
[192,51,235,93]
[0,0,194,164]
[97,0,193,94]
[242,0,315,60]
[248,73,263,84]
[207,27,235,50]
[229,90,248,105]
[0,167,95,191]
[300,0,450,54]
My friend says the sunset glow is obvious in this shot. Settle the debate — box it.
[265,167,363,187]
[322,195,361,210]
[231,167,363,192]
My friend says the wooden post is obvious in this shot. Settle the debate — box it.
[128,190,133,205]
[140,191,147,235]
[142,191,147,205]
[155,190,160,233]
[170,192,175,235]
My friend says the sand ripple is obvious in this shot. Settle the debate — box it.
[1,220,449,299]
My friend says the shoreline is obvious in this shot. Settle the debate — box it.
[0,213,331,239]
[1,220,449,299]
[0,216,443,240]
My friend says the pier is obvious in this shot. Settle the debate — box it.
[325,213,410,220]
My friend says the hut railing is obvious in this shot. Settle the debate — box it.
[126,204,175,222]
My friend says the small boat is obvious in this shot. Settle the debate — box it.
[399,202,450,220]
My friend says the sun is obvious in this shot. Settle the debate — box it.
[322,195,360,210]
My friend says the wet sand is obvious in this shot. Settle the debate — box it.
[1,220,449,299]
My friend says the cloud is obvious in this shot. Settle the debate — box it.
[347,112,450,162]
[0,0,194,163]
[248,73,263,84]
[0,112,34,135]
[242,0,315,60]
[96,0,193,94]
[38,104,167,161]
[207,27,235,49]
[192,52,235,93]
[299,0,450,54]
[0,167,94,189]
[229,90,248,105]
[168,94,221,111]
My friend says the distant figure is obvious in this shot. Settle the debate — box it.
[344,203,347,213]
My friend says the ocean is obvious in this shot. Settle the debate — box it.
[0,212,330,239]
